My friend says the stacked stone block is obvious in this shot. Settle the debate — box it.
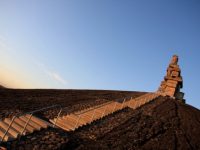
[158,55,184,101]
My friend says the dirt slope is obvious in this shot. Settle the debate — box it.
[1,89,199,150]
[0,89,145,119]
[0,85,5,89]
[65,96,200,150]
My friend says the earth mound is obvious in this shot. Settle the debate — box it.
[0,89,200,150]
[65,96,200,150]
[0,85,5,89]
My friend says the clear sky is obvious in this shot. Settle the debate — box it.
[0,0,200,108]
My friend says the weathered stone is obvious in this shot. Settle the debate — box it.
[158,55,184,101]
[171,71,179,77]
[170,55,178,65]
[165,82,177,88]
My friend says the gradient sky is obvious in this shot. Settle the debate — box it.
[0,0,200,108]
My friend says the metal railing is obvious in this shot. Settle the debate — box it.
[58,93,160,131]
[1,104,62,143]
[69,92,160,131]
[1,92,161,143]
[74,101,113,115]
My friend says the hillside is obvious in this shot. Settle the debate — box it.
[0,88,145,119]
[65,96,200,149]
[0,85,5,89]
[0,89,200,150]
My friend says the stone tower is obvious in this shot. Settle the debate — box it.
[158,55,185,101]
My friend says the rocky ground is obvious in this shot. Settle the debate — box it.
[1,89,200,150]
[0,89,144,119]
[62,96,200,150]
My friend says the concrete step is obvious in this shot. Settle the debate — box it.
[4,118,28,135]
[25,114,50,128]
[112,104,122,112]
[79,114,93,123]
[19,116,41,130]
[82,112,93,119]
[0,121,19,138]
[13,118,34,133]
[0,127,13,142]
[51,119,72,131]
[91,111,104,120]
[66,114,87,125]
[57,118,77,130]
[49,93,160,132]
[65,116,84,127]
[63,114,87,125]
[58,118,76,128]
[74,101,113,115]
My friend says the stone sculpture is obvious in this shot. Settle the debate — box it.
[158,55,185,102]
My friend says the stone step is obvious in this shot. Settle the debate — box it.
[106,105,117,111]
[13,118,34,133]
[50,119,72,131]
[0,121,19,138]
[79,114,93,123]
[25,114,50,128]
[129,102,139,109]
[91,111,104,120]
[103,109,113,117]
[65,116,84,127]
[75,101,113,115]
[112,104,122,112]
[57,118,77,130]
[4,118,28,135]
[66,114,87,125]
[94,108,104,114]
[49,93,160,132]
[19,116,41,130]
[82,112,93,119]
[57,118,76,128]
[0,127,13,142]
[62,116,77,125]
[1,114,52,143]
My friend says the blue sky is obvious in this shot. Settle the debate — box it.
[0,0,200,108]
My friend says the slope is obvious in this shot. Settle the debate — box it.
[65,96,200,150]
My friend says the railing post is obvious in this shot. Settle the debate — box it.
[53,108,62,128]
[20,114,33,140]
[135,101,138,109]
[90,109,96,122]
[2,116,16,142]
[146,95,150,103]
[146,97,149,103]
[121,98,126,109]
[101,106,108,118]
[74,115,81,129]
[112,102,117,113]
[138,100,141,107]
[128,97,132,107]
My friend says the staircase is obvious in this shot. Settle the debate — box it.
[125,92,160,109]
[50,92,160,131]
[0,114,51,142]
[0,93,160,143]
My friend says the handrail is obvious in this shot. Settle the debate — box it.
[101,105,108,118]
[19,114,33,140]
[74,101,113,115]
[1,116,16,142]
[1,92,159,143]
[71,93,160,131]
[1,104,62,143]
[121,98,126,109]
[74,115,81,129]
[53,108,63,128]
[90,109,96,122]
[112,102,117,113]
